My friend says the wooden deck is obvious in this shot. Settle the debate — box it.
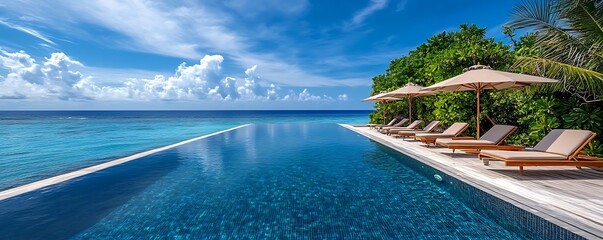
[343,125,603,239]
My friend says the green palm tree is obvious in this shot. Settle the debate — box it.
[509,0,603,103]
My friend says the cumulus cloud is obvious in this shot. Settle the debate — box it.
[266,84,279,100]
[0,50,345,103]
[0,0,371,88]
[338,94,348,101]
[281,89,336,102]
[0,50,87,100]
[237,65,263,100]
[297,89,322,101]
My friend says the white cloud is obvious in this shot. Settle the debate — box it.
[236,65,267,100]
[266,84,279,100]
[282,88,334,102]
[0,50,344,103]
[83,66,170,86]
[298,89,322,101]
[1,1,244,59]
[0,19,56,46]
[0,50,87,100]
[346,0,389,29]
[234,54,369,87]
[338,94,349,101]
[0,0,373,87]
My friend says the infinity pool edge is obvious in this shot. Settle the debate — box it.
[0,124,252,201]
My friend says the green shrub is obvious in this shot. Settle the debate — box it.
[369,23,603,157]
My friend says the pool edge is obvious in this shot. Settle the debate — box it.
[0,124,252,201]
[340,124,599,240]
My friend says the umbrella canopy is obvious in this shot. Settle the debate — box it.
[383,83,434,121]
[362,92,400,102]
[362,92,400,124]
[422,65,558,137]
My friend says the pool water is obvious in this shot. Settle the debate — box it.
[0,110,369,190]
[0,124,521,239]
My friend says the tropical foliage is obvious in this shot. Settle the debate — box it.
[369,24,512,131]
[509,0,603,103]
[369,2,603,156]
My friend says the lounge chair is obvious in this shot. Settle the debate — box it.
[377,118,409,131]
[369,118,400,129]
[394,121,441,138]
[380,119,421,134]
[479,129,602,175]
[414,123,469,145]
[436,125,519,152]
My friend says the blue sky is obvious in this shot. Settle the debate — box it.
[0,0,519,110]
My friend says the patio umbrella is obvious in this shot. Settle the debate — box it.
[422,65,558,137]
[383,83,434,122]
[362,92,400,125]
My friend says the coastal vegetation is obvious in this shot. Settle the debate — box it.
[369,0,603,156]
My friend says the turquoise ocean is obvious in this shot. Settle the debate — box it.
[0,110,370,191]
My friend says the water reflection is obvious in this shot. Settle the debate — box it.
[0,152,180,239]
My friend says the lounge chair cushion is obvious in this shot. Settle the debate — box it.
[397,130,428,136]
[374,118,400,128]
[532,129,594,157]
[422,121,440,131]
[481,150,568,160]
[391,120,434,134]
[415,133,457,138]
[479,125,516,144]
[442,123,468,135]
[405,120,423,129]
[390,128,418,132]
[389,119,409,127]
[388,129,416,135]
[378,118,408,129]
[436,138,494,145]
[381,120,410,130]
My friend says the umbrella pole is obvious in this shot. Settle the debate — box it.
[476,90,481,138]
[382,101,386,125]
[408,96,412,122]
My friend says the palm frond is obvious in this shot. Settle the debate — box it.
[585,41,603,70]
[510,0,603,103]
[510,0,567,35]
[537,32,603,68]
[559,0,603,43]
[513,56,603,101]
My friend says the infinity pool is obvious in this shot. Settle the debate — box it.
[0,124,520,239]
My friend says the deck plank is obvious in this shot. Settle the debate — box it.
[343,125,603,239]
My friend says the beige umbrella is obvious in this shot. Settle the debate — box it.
[422,65,558,137]
[362,92,400,125]
[383,83,434,122]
